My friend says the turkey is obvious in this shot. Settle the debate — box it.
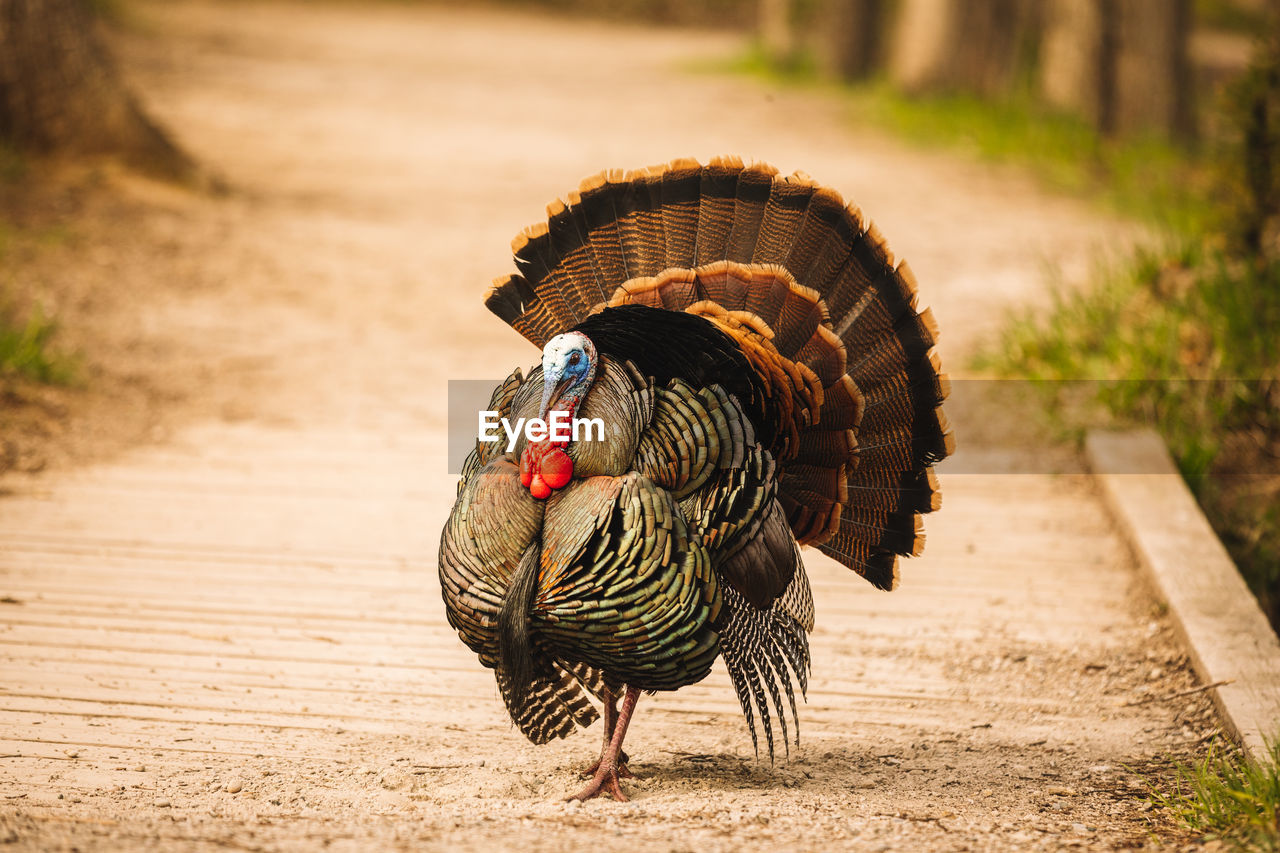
[439,156,952,801]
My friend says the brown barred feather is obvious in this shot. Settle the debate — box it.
[724,162,779,261]
[545,196,605,321]
[577,170,631,287]
[660,158,702,270]
[784,187,852,293]
[751,172,817,267]
[794,324,847,386]
[693,156,741,267]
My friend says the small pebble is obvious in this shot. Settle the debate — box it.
[155,800,170,808]
[378,769,412,791]
[224,779,243,794]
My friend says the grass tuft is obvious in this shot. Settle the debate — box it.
[0,211,79,388]
[1147,738,1280,851]
[0,301,79,386]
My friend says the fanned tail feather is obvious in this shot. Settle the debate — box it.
[693,157,741,266]
[484,157,952,594]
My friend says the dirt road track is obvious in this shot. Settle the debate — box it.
[0,2,1216,850]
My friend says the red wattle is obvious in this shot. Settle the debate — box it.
[529,474,551,500]
[540,448,573,490]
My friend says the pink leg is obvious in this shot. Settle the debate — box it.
[566,686,640,802]
[582,686,632,778]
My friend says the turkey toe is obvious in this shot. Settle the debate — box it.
[566,766,631,802]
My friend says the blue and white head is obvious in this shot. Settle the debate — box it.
[540,331,598,417]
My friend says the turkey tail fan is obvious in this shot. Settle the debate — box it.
[484,157,952,591]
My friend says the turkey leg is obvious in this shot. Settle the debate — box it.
[566,685,640,802]
[581,685,632,778]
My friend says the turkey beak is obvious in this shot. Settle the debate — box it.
[540,372,574,419]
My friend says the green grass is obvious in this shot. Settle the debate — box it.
[695,45,1213,235]
[976,246,1280,624]
[1147,739,1280,851]
[0,217,78,387]
[847,86,1211,235]
[0,301,78,387]
[974,244,1280,481]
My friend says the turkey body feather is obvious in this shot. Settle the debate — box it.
[438,157,953,800]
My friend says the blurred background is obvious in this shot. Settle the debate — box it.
[5,0,1275,626]
[1,2,1279,846]
[0,3,1277,612]
[0,0,1277,612]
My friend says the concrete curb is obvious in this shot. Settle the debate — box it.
[1086,429,1280,764]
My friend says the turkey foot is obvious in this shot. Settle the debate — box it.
[566,686,640,802]
[568,761,631,802]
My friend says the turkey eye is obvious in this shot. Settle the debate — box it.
[569,352,581,366]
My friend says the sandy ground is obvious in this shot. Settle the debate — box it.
[0,2,1223,850]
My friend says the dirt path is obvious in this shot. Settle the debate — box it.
[0,2,1213,850]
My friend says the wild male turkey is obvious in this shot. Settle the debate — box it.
[439,157,952,801]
